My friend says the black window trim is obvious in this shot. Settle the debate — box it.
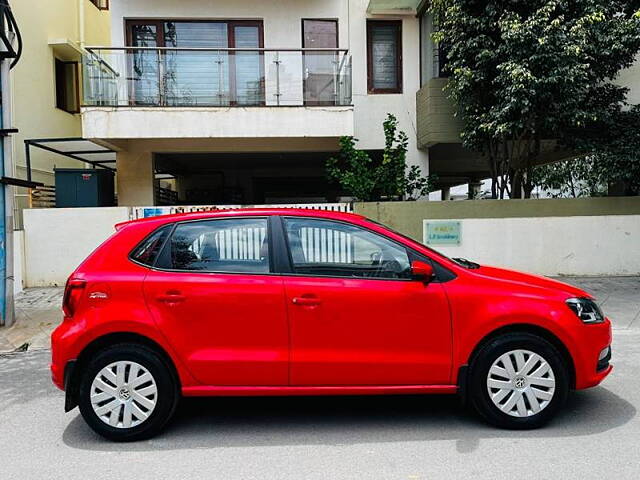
[128,223,176,269]
[129,216,277,276]
[279,215,451,283]
[128,214,456,282]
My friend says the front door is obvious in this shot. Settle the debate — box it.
[143,217,288,386]
[281,217,452,386]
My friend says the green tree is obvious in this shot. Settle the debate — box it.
[430,0,640,198]
[327,114,437,201]
[531,157,605,198]
[534,106,640,197]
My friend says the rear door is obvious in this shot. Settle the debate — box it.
[143,216,288,386]
[280,217,452,386]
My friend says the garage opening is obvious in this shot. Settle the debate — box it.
[153,152,347,205]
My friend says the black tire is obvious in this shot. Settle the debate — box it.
[78,343,179,441]
[469,332,569,429]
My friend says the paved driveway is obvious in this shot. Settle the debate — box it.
[1,277,639,479]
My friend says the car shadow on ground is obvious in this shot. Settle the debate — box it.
[62,386,635,453]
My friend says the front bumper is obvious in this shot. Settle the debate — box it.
[573,318,613,390]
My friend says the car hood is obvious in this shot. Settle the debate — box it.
[473,265,590,298]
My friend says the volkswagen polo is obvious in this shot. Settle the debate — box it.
[51,209,612,441]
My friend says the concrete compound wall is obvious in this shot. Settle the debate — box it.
[22,207,130,287]
[19,198,640,287]
[355,197,640,276]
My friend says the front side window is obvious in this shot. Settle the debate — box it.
[284,218,411,279]
[159,218,270,273]
[367,20,402,93]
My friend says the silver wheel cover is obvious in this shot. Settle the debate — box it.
[90,361,158,429]
[486,349,556,417]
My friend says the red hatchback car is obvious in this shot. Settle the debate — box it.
[51,209,612,440]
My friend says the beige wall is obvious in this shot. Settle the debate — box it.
[10,0,110,224]
[355,197,640,276]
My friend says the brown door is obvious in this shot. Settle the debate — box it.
[126,21,164,105]
[302,19,338,105]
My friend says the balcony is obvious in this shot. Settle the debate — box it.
[416,78,463,148]
[81,47,354,140]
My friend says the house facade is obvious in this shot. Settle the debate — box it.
[10,0,110,222]
[80,0,427,206]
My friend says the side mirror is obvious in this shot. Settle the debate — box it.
[411,260,435,283]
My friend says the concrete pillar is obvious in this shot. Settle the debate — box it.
[116,151,154,206]
[468,180,482,200]
[441,187,451,201]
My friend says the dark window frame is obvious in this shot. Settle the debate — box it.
[90,0,109,11]
[54,58,80,114]
[125,19,265,107]
[152,216,275,275]
[301,18,340,106]
[366,20,403,94]
[301,18,339,48]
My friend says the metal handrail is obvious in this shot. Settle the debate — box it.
[85,49,120,77]
[86,46,349,53]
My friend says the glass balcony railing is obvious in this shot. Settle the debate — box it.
[82,47,352,107]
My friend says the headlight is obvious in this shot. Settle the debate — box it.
[566,297,605,324]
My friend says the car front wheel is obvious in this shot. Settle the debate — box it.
[78,343,179,441]
[469,332,569,429]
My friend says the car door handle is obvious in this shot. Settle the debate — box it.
[156,292,186,304]
[292,296,321,307]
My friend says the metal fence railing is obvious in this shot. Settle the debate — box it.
[128,203,353,220]
[83,46,352,108]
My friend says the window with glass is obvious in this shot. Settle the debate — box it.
[130,225,172,266]
[158,218,270,273]
[90,0,109,10]
[284,218,411,279]
[55,59,80,113]
[367,20,402,94]
[302,19,339,105]
[126,20,264,106]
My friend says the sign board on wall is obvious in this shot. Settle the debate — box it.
[424,220,461,245]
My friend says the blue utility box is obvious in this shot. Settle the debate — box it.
[54,168,115,207]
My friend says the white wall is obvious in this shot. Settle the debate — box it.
[23,207,130,287]
[20,208,640,288]
[13,230,25,295]
[429,216,640,276]
[104,0,428,171]
[83,106,354,139]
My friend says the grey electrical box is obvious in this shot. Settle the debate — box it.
[54,168,115,208]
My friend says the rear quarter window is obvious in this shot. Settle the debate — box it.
[130,224,172,266]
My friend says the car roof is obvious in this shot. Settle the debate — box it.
[115,208,366,231]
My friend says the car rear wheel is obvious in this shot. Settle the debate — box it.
[469,332,569,429]
[78,343,179,441]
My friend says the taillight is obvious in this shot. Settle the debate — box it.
[63,278,86,317]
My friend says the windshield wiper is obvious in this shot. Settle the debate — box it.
[452,258,480,269]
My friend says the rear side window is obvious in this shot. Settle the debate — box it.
[157,218,270,273]
[130,225,172,266]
